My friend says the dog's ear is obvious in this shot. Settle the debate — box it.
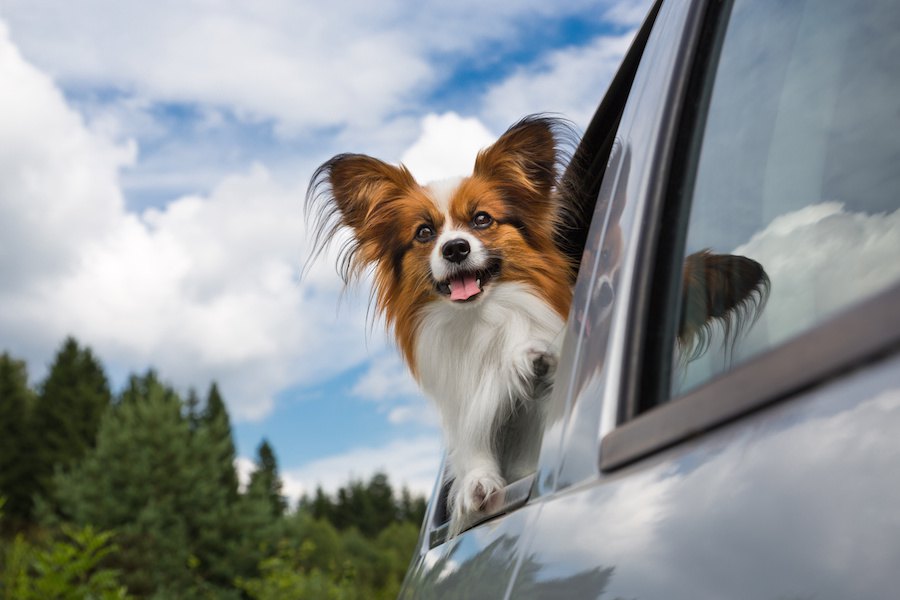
[474,115,563,206]
[678,249,770,360]
[306,153,417,282]
[312,153,416,233]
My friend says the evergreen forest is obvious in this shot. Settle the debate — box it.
[0,337,427,599]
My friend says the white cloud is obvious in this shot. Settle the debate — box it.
[351,352,440,427]
[0,24,381,421]
[280,435,443,502]
[0,0,645,135]
[234,456,256,493]
[0,21,135,291]
[603,0,655,26]
[481,31,635,130]
[400,112,497,183]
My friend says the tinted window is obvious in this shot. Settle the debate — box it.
[665,0,900,399]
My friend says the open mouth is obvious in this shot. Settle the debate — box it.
[435,261,501,302]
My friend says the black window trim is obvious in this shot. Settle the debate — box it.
[600,0,900,471]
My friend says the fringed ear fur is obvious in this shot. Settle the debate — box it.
[678,249,770,361]
[304,153,417,283]
[474,115,577,223]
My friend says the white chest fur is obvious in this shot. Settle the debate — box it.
[413,281,563,462]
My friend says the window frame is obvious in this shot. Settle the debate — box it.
[599,0,900,472]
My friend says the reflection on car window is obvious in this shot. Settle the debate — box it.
[670,0,900,397]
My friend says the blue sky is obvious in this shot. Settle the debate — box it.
[0,0,649,502]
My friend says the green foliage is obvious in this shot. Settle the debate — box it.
[0,513,131,600]
[0,339,429,599]
[0,355,38,528]
[53,371,198,596]
[304,472,427,535]
[31,338,112,512]
[247,440,287,519]
[239,514,421,600]
[235,540,358,600]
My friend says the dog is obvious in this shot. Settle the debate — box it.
[306,114,770,533]
[307,116,576,531]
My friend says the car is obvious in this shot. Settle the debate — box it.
[398,0,900,598]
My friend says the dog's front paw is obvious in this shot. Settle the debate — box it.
[529,346,558,379]
[513,341,558,383]
[449,468,506,530]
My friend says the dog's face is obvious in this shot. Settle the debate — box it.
[306,116,575,371]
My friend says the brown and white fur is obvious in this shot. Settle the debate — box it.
[307,116,574,531]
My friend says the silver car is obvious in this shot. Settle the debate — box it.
[401,0,900,598]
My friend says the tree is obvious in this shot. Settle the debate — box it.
[365,473,396,536]
[184,388,201,432]
[198,383,239,500]
[53,371,199,597]
[0,353,38,528]
[309,486,334,523]
[31,338,111,505]
[247,440,287,519]
[184,383,244,591]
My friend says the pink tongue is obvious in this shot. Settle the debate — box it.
[449,274,481,301]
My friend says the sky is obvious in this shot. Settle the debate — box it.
[0,0,650,505]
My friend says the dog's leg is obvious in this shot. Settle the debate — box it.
[510,341,558,399]
[447,341,558,535]
[448,451,506,535]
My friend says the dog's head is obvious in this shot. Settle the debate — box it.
[306,116,576,340]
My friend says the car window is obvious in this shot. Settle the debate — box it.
[651,0,900,407]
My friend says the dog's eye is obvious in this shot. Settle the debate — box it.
[415,224,435,242]
[472,212,493,229]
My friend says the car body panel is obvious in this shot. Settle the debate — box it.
[512,353,900,599]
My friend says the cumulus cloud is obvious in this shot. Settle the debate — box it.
[0,0,646,135]
[400,112,497,183]
[0,23,381,421]
[280,435,443,502]
[0,21,135,291]
[481,31,635,130]
[351,352,439,427]
[603,0,655,26]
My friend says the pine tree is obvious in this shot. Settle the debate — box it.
[54,371,199,597]
[0,352,38,527]
[247,440,287,518]
[185,382,244,590]
[366,472,396,535]
[31,338,111,504]
[231,440,287,580]
[185,387,201,432]
[197,383,239,501]
[309,486,334,523]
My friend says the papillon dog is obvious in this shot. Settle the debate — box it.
[307,116,575,531]
[307,114,770,533]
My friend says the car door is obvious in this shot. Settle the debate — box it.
[510,0,900,598]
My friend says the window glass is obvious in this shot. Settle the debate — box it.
[669,0,900,397]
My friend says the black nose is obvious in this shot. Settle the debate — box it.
[441,238,470,263]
